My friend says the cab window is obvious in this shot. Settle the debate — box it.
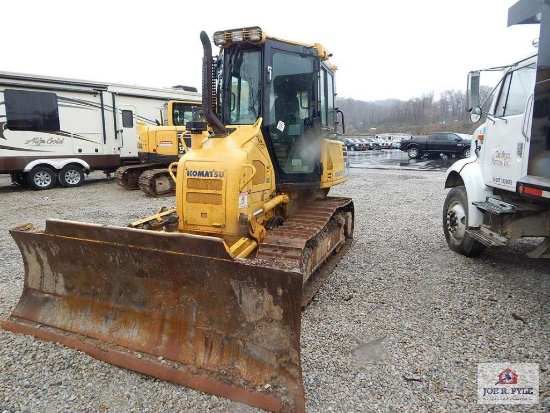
[267,50,316,174]
[494,64,536,117]
[227,49,261,125]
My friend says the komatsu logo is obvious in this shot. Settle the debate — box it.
[186,169,225,178]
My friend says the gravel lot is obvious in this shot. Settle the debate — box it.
[0,168,548,412]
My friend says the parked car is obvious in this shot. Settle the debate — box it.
[365,138,382,150]
[399,132,472,159]
[339,138,368,151]
[355,138,381,150]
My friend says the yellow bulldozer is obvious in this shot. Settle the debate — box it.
[115,99,207,196]
[2,26,354,412]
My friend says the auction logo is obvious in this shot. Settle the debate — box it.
[478,363,538,405]
[496,368,518,385]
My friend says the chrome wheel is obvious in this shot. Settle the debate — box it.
[27,166,56,190]
[59,165,84,188]
[407,147,419,159]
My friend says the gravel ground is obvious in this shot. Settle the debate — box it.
[0,168,548,412]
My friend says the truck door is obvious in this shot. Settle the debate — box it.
[117,104,137,158]
[432,133,456,153]
[481,64,536,190]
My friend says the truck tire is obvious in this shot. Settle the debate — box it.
[407,146,420,159]
[27,166,57,190]
[443,186,486,257]
[59,165,85,188]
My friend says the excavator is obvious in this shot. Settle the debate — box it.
[114,99,206,196]
[2,26,353,412]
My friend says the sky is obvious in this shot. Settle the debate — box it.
[2,0,541,102]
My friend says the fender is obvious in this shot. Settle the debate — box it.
[444,158,494,227]
[23,158,91,173]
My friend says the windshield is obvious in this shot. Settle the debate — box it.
[171,102,202,126]
[494,63,536,117]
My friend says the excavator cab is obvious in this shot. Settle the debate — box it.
[167,100,203,127]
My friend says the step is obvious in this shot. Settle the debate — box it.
[473,198,516,215]
[466,229,508,247]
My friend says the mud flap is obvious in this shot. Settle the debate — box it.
[2,219,305,412]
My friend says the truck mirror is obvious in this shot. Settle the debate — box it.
[467,71,481,111]
[470,106,482,123]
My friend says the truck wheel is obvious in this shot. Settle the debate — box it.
[407,147,419,159]
[463,148,471,158]
[443,186,486,257]
[27,166,57,190]
[59,165,85,188]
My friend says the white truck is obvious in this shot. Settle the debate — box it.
[376,133,412,149]
[443,0,550,258]
[0,71,200,190]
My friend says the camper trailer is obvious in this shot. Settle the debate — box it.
[0,71,200,189]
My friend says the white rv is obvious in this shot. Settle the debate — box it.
[0,71,201,189]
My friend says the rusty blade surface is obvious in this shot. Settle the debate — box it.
[2,219,305,412]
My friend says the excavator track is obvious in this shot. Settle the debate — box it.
[138,168,176,197]
[114,164,161,190]
[257,196,354,308]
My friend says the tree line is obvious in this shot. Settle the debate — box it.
[336,86,492,136]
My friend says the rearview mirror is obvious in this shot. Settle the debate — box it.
[467,71,480,112]
[470,106,482,123]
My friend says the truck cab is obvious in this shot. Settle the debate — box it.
[443,0,550,258]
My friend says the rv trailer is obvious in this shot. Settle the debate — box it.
[0,71,200,189]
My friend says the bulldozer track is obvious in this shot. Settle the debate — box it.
[114,164,159,190]
[257,196,354,308]
[138,168,176,197]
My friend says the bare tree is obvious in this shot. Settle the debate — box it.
[336,88,475,136]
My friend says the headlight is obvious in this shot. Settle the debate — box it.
[213,26,265,48]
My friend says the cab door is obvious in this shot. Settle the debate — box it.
[482,64,536,190]
[262,39,325,189]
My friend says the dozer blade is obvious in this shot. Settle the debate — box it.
[2,220,305,412]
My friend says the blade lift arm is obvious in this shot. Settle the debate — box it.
[231,194,289,259]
